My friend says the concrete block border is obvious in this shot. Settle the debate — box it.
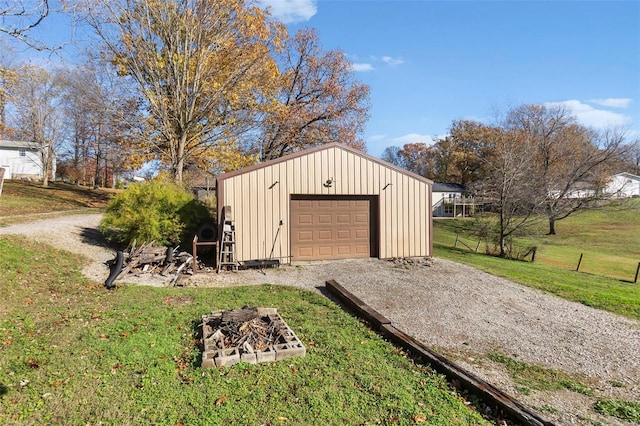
[325,279,555,426]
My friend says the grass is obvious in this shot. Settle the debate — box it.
[0,181,113,225]
[593,398,640,423]
[0,235,488,425]
[433,204,640,321]
[486,353,594,397]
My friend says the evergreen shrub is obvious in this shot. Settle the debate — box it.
[100,180,212,249]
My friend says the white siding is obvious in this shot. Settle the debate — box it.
[218,144,432,263]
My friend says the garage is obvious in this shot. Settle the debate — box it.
[216,143,432,265]
[290,195,377,261]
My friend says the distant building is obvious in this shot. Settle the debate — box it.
[0,139,55,181]
[432,183,475,217]
[604,172,640,198]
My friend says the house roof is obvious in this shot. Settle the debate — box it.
[0,140,40,150]
[612,172,640,181]
[216,142,433,185]
[433,182,465,192]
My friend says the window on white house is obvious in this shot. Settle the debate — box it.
[19,149,26,157]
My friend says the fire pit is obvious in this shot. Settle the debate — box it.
[201,306,306,368]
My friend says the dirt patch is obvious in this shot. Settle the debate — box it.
[1,213,639,425]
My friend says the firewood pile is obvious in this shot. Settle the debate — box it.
[203,306,286,352]
[104,241,194,288]
[201,306,306,367]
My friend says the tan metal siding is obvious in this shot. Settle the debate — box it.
[219,145,432,263]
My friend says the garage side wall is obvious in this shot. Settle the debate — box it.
[218,146,432,263]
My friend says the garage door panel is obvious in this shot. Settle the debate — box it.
[355,244,369,254]
[355,214,368,224]
[317,214,332,224]
[291,197,375,261]
[336,214,350,223]
[297,214,312,225]
[318,230,332,240]
[298,230,313,241]
[355,229,368,239]
[337,230,350,240]
[318,246,332,256]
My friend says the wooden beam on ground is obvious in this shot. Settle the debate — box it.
[325,279,556,426]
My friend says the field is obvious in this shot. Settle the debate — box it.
[433,202,640,321]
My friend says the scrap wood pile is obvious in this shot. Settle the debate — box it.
[104,241,193,289]
[202,306,287,353]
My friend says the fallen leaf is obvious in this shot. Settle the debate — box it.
[215,396,227,405]
[412,414,427,423]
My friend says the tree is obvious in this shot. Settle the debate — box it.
[432,120,494,186]
[8,65,62,186]
[57,57,143,187]
[0,0,49,50]
[477,125,545,257]
[506,104,628,235]
[381,145,403,168]
[84,0,285,182]
[257,28,370,160]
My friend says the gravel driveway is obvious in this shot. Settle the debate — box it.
[2,213,638,425]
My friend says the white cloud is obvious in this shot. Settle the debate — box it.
[258,0,317,23]
[391,133,435,144]
[368,134,387,142]
[351,63,374,72]
[544,100,632,129]
[382,56,404,66]
[589,98,632,108]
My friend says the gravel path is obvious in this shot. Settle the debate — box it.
[2,213,639,425]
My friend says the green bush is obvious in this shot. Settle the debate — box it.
[99,180,212,248]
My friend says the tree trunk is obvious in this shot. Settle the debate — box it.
[548,217,557,235]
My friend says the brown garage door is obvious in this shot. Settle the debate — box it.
[290,196,377,261]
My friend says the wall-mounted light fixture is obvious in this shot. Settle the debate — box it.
[268,181,279,189]
[383,183,392,190]
[323,178,334,188]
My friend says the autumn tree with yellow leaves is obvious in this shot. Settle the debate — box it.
[85,0,286,182]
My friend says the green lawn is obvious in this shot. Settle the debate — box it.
[0,181,112,225]
[433,203,640,321]
[0,235,488,425]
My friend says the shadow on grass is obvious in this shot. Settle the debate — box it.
[0,383,7,398]
[80,226,114,250]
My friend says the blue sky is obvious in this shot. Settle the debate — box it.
[10,0,640,158]
[262,0,640,156]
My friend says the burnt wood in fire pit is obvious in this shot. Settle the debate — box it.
[201,306,305,368]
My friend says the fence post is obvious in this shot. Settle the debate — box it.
[454,233,459,248]
[576,253,583,271]
[634,262,640,284]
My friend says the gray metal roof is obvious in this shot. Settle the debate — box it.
[433,182,465,192]
[0,140,40,150]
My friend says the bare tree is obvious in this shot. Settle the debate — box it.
[57,57,143,187]
[478,125,546,257]
[0,0,49,49]
[506,104,629,235]
[7,65,63,186]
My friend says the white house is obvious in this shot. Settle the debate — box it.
[604,172,640,198]
[0,140,55,181]
[432,183,475,217]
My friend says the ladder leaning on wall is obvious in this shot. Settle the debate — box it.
[217,206,238,273]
